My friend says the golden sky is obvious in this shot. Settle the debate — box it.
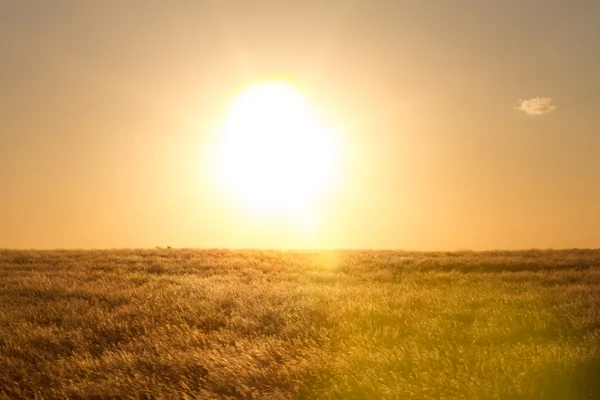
[1,1,599,250]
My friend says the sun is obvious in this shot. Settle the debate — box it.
[211,79,341,228]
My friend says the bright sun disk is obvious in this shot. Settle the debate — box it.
[212,80,340,229]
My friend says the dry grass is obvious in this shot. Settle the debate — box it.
[1,249,599,399]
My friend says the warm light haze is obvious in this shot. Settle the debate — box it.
[1,1,599,250]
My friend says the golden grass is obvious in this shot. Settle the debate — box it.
[1,249,599,399]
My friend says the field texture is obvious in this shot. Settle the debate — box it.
[1,249,599,399]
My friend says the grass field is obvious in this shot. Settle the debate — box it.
[1,249,599,399]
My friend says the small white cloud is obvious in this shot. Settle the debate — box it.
[516,97,557,115]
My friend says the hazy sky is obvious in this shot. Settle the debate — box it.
[1,1,599,250]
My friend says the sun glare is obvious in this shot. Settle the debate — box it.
[212,79,341,229]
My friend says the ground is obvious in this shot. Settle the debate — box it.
[1,249,599,399]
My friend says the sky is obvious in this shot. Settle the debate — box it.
[1,0,599,250]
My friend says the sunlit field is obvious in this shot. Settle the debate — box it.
[1,249,599,399]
